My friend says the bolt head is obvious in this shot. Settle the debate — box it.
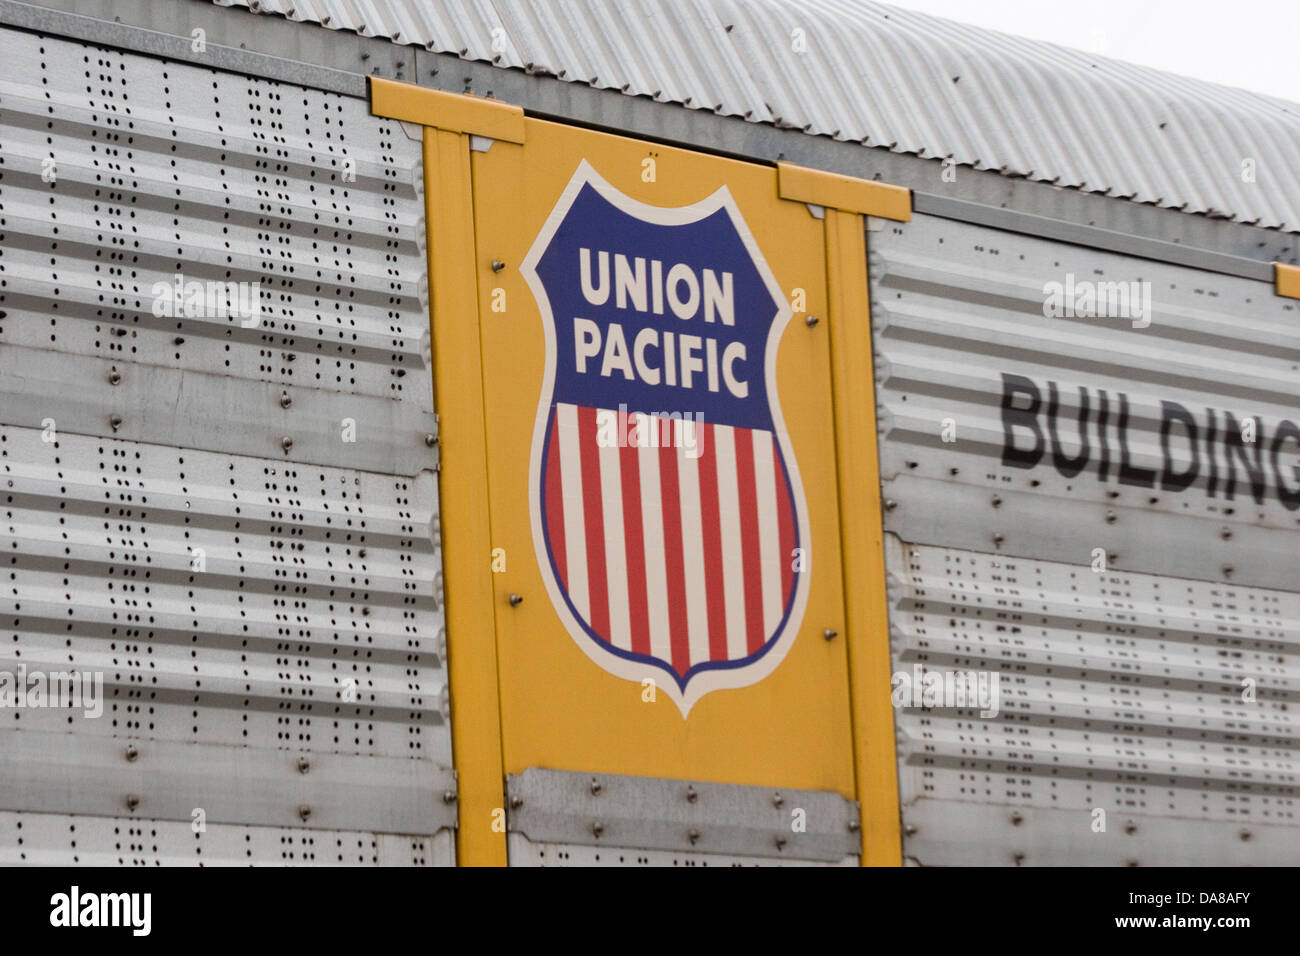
[297,804,312,821]
[125,745,138,762]
[297,756,310,774]
[805,315,820,327]
[125,794,140,811]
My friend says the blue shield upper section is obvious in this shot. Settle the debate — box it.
[535,182,780,432]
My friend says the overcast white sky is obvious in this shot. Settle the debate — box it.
[879,0,1300,102]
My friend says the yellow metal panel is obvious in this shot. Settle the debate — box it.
[1276,262,1300,299]
[778,162,911,221]
[370,76,525,143]
[471,118,856,797]
[824,209,903,866]
[423,127,508,866]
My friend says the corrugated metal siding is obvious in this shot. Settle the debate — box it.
[506,834,854,866]
[1,811,452,865]
[212,0,1300,232]
[0,28,453,860]
[869,213,1300,865]
[888,540,1299,865]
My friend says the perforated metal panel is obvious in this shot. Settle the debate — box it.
[1,811,452,866]
[870,213,1300,865]
[0,28,451,862]
[506,834,854,867]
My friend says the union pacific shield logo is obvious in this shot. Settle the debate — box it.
[522,161,811,716]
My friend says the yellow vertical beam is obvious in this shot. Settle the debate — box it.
[823,209,902,867]
[424,126,507,866]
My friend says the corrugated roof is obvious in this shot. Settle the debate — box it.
[214,0,1300,232]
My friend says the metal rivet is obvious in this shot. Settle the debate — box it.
[1010,811,1023,826]
[298,804,312,821]
[125,745,138,762]
[1125,859,1139,867]
[772,793,784,809]
[686,785,698,803]
[591,822,604,838]
[823,628,838,641]
[125,794,140,811]
[280,393,292,408]
[1105,510,1117,524]
[991,495,1002,508]
[884,499,897,511]
[688,828,700,845]
[590,779,602,796]
[949,467,959,476]
[1223,565,1234,577]
[108,370,121,385]
[281,436,293,452]
[847,819,860,833]
[491,259,505,272]
[1239,829,1251,842]
[1221,527,1233,540]
[805,315,820,327]
[508,593,523,607]
[1125,821,1138,835]
[443,790,457,804]
[1013,852,1026,865]
[173,336,185,346]
[774,835,787,850]
[904,824,918,837]
[109,414,123,431]
[425,433,437,447]
[297,756,310,774]
[510,796,524,809]
[992,532,1004,545]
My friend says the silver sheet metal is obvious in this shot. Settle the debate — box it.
[0,28,451,862]
[903,802,1297,867]
[506,768,861,863]
[0,730,456,834]
[206,0,1300,233]
[0,811,453,865]
[869,212,1300,592]
[888,537,1300,866]
[506,833,855,867]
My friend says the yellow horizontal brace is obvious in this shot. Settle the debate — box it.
[369,76,525,143]
[1276,262,1300,300]
[778,162,911,221]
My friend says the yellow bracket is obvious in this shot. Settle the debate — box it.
[1275,262,1300,300]
[369,76,525,143]
[778,162,911,221]
[822,207,903,866]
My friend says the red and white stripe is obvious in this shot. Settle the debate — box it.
[545,402,796,677]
